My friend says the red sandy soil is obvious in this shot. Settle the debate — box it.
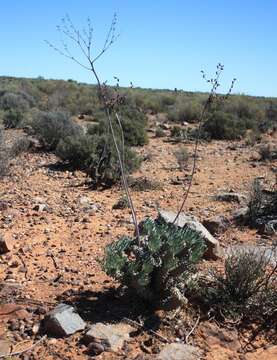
[0,126,276,359]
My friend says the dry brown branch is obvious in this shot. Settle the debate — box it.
[122,317,169,343]
[0,335,47,359]
[185,313,200,344]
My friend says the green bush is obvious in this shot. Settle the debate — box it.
[203,111,246,140]
[170,125,188,142]
[56,132,97,169]
[155,127,166,138]
[112,195,130,210]
[102,217,206,309]
[168,101,202,123]
[120,106,148,146]
[0,91,30,112]
[88,105,148,147]
[31,111,81,150]
[3,110,24,129]
[56,132,141,186]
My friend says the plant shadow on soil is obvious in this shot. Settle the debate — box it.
[43,161,77,173]
[57,287,162,333]
[43,161,117,190]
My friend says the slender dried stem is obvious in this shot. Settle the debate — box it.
[173,64,236,224]
[47,14,140,241]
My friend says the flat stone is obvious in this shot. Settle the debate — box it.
[0,304,30,323]
[0,339,11,357]
[0,235,11,254]
[83,323,134,352]
[43,303,86,337]
[157,210,222,259]
[157,343,203,360]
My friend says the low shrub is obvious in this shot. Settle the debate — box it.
[88,105,148,147]
[3,110,24,129]
[102,217,206,309]
[170,126,188,142]
[119,106,148,146]
[244,130,262,146]
[168,101,202,123]
[57,132,141,186]
[258,142,277,160]
[112,195,130,210]
[0,91,30,112]
[199,249,276,321]
[248,179,264,226]
[129,176,163,191]
[202,111,246,140]
[248,178,277,227]
[31,111,81,150]
[174,146,189,169]
[9,136,30,158]
[0,131,9,177]
[155,127,166,138]
[0,130,29,177]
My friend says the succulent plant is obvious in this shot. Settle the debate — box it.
[102,217,206,310]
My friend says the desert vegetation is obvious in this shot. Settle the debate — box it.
[0,9,276,360]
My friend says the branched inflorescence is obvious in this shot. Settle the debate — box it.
[46,14,140,240]
[173,64,236,224]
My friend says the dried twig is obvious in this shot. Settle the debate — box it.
[185,313,200,344]
[122,317,169,343]
[0,335,47,359]
[49,251,58,269]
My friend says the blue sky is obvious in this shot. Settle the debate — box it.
[0,0,276,97]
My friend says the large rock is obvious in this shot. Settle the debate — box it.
[83,323,134,352]
[157,343,203,360]
[0,235,11,254]
[203,215,229,235]
[157,210,222,259]
[43,303,86,337]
